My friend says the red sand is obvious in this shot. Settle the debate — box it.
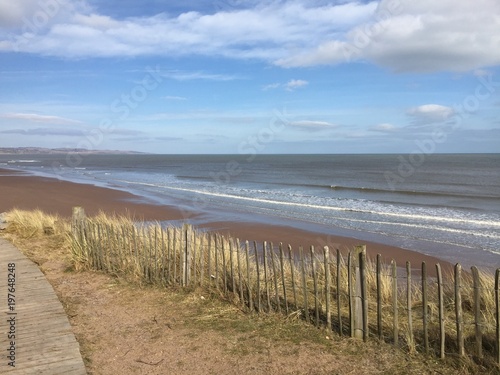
[0,168,453,275]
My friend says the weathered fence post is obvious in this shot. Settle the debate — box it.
[288,245,298,310]
[98,223,104,270]
[471,266,482,359]
[279,243,288,314]
[376,254,382,340]
[496,268,500,366]
[72,207,86,250]
[350,245,367,340]
[166,228,172,283]
[192,230,197,286]
[207,233,212,285]
[360,246,368,342]
[182,224,191,287]
[422,262,429,354]
[337,249,343,336]
[407,261,414,352]
[173,228,178,284]
[270,243,281,313]
[324,246,331,332]
[237,239,244,304]
[221,236,228,294]
[311,246,320,327]
[254,242,261,312]
[199,234,205,287]
[300,246,310,323]
[160,228,166,284]
[106,224,114,273]
[392,260,398,347]
[263,242,272,311]
[148,227,154,282]
[348,251,353,337]
[214,234,219,289]
[132,225,138,276]
[436,263,445,359]
[154,226,159,282]
[72,206,86,237]
[245,241,253,312]
[229,239,236,295]
[455,263,464,357]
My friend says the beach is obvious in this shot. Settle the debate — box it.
[0,167,454,274]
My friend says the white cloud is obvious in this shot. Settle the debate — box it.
[288,120,337,131]
[161,70,241,81]
[1,0,499,73]
[361,0,500,72]
[72,13,122,30]
[285,79,308,91]
[276,0,500,72]
[1,1,375,60]
[262,83,281,91]
[406,104,455,124]
[276,40,350,67]
[371,123,397,132]
[262,79,309,91]
[154,136,184,142]
[0,0,36,28]
[0,127,85,136]
[0,112,83,125]
[0,0,89,30]
[473,69,493,77]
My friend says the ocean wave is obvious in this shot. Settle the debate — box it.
[7,159,41,163]
[121,179,500,229]
[328,184,500,199]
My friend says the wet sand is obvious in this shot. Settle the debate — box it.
[0,168,453,275]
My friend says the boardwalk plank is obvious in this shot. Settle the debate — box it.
[0,238,87,374]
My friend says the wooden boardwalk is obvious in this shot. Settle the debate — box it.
[0,238,87,374]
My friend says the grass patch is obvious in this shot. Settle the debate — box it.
[2,208,499,374]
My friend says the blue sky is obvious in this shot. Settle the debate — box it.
[0,0,499,154]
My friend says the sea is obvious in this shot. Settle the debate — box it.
[1,153,499,269]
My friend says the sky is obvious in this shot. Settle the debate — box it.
[0,0,499,154]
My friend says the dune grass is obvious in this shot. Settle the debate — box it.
[3,208,500,372]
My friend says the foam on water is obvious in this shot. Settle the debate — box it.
[2,153,499,267]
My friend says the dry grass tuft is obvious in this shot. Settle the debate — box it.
[5,208,68,238]
[3,208,500,374]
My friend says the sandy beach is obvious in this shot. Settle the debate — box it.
[0,168,453,274]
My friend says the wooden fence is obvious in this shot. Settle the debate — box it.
[71,207,500,367]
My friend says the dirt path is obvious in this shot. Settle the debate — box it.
[0,232,471,375]
[40,261,461,374]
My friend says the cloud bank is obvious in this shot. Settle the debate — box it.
[1,0,499,73]
[407,104,455,125]
[1,112,83,125]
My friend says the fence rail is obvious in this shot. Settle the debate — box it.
[71,207,500,367]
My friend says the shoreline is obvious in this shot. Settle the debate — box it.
[0,168,454,275]
[0,168,193,221]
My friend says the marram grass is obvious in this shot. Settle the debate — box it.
[4,209,500,370]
